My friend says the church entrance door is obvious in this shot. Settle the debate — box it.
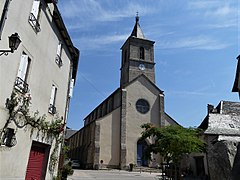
[137,140,148,166]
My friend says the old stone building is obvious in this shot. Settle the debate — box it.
[197,101,240,180]
[68,16,178,169]
[232,55,240,97]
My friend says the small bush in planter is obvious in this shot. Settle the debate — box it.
[61,161,74,180]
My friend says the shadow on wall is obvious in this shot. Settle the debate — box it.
[208,141,239,180]
[232,143,240,179]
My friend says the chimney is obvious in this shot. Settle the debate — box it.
[207,104,214,114]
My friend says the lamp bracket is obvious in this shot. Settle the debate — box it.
[0,49,13,56]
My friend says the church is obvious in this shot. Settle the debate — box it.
[67,16,179,169]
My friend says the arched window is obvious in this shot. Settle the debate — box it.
[140,47,144,59]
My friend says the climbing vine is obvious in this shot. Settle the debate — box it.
[0,90,65,172]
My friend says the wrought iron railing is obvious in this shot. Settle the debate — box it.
[55,55,63,67]
[48,104,56,114]
[28,13,41,33]
[15,77,29,94]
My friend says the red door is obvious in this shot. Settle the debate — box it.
[25,144,47,180]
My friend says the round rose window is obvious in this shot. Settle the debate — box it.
[136,99,150,114]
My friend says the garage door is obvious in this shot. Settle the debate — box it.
[25,142,49,180]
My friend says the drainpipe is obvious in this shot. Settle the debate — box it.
[0,0,10,39]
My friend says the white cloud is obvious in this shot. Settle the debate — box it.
[59,0,156,22]
[205,19,237,29]
[205,4,236,17]
[58,0,159,33]
[188,1,237,29]
[189,1,218,9]
[167,90,214,96]
[72,33,129,51]
[189,0,234,12]
[92,33,128,45]
[157,36,231,50]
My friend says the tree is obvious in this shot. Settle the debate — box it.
[141,124,205,178]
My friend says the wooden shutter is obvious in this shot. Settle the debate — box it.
[31,0,40,19]
[49,85,57,105]
[17,54,29,81]
[69,79,74,97]
[57,42,62,56]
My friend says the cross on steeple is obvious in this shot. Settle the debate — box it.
[136,11,139,22]
[130,12,144,38]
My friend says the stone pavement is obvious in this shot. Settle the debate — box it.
[68,169,161,180]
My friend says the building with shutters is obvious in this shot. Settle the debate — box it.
[67,16,178,170]
[0,0,79,179]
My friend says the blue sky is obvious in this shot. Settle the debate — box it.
[58,0,239,130]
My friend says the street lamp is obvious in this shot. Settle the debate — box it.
[0,33,21,56]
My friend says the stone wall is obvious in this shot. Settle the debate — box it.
[207,140,240,180]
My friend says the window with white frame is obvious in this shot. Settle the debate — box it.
[55,42,63,67]
[49,84,57,114]
[15,52,31,93]
[28,0,41,32]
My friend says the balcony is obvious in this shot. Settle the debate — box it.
[28,13,41,33]
[15,77,29,94]
[55,55,63,67]
[48,104,56,114]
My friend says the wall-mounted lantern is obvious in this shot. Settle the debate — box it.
[0,33,21,56]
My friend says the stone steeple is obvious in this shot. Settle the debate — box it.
[130,15,145,39]
[120,16,155,88]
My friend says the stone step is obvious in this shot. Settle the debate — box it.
[133,166,161,173]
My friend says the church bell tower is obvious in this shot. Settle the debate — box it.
[120,15,156,87]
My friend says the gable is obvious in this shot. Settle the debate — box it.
[164,113,180,126]
[123,75,163,127]
[124,74,163,96]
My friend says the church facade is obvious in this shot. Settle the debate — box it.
[68,16,178,169]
